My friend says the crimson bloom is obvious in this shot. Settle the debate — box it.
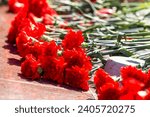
[120,66,150,100]
[16,17,45,57]
[30,40,59,60]
[30,42,44,59]
[120,88,150,100]
[39,56,66,84]
[97,83,122,100]
[8,8,27,43]
[64,66,90,91]
[8,0,57,18]
[21,54,41,80]
[63,49,92,70]
[134,90,150,100]
[121,66,148,84]
[122,78,145,93]
[20,16,46,39]
[94,66,150,100]
[41,41,59,57]
[119,92,136,100]
[16,19,45,58]
[94,68,116,90]
[143,88,150,100]
[22,22,45,39]
[62,30,84,50]
[16,31,32,57]
[28,0,56,18]
[8,8,45,44]
[8,0,28,13]
[119,79,145,100]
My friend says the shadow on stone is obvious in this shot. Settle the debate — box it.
[3,42,18,55]
[7,58,21,66]
[18,73,84,92]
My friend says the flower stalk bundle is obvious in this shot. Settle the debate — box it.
[6,0,150,99]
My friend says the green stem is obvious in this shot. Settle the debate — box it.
[126,32,150,36]
[57,1,106,23]
[83,25,103,33]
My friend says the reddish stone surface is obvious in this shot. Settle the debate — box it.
[0,5,96,100]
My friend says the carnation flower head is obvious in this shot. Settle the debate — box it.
[39,56,65,84]
[122,78,145,92]
[121,66,148,84]
[8,0,28,13]
[119,92,136,100]
[94,68,116,90]
[41,41,59,57]
[16,31,33,57]
[98,83,122,100]
[28,0,57,18]
[64,66,90,91]
[63,49,92,70]
[62,30,84,50]
[135,90,150,100]
[21,54,41,80]
[16,23,45,58]
[8,8,27,43]
[20,17,46,39]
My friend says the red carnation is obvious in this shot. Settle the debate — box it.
[8,0,28,13]
[16,17,45,57]
[122,78,145,92]
[27,40,59,59]
[41,6,57,25]
[21,54,41,80]
[8,8,27,43]
[119,92,136,100]
[42,5,57,16]
[63,49,92,70]
[134,90,150,100]
[64,66,90,91]
[16,31,44,58]
[97,83,122,100]
[8,0,57,18]
[30,42,44,59]
[119,78,145,100]
[40,56,65,84]
[28,0,57,18]
[62,30,84,50]
[41,41,59,57]
[20,17,45,39]
[121,66,148,84]
[16,31,33,57]
[144,88,150,100]
[94,68,116,91]
[28,0,47,17]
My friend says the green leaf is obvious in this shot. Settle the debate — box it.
[119,48,134,57]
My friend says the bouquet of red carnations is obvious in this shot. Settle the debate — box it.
[7,0,150,100]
